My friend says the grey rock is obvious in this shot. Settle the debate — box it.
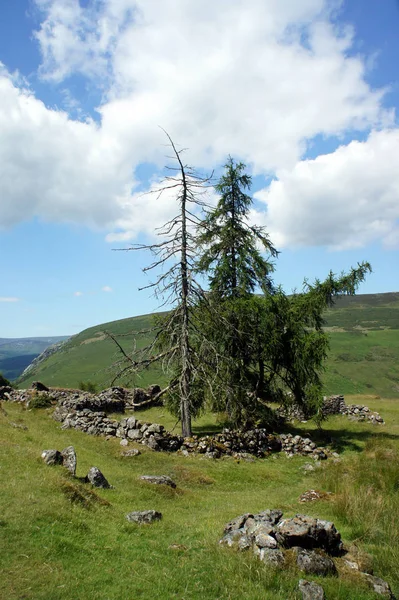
[363,574,395,598]
[61,446,77,476]
[86,466,111,488]
[257,548,285,567]
[121,448,141,457]
[237,536,252,551]
[127,429,143,440]
[146,423,163,434]
[254,533,278,549]
[219,529,247,548]
[276,514,342,555]
[224,513,253,534]
[298,579,325,600]
[41,449,63,466]
[296,549,337,576]
[140,475,176,488]
[120,438,128,447]
[255,509,283,525]
[126,510,162,524]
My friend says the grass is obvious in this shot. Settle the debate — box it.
[1,395,398,599]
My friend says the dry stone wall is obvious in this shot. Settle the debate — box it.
[279,394,384,424]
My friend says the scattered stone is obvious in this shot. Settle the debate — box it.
[126,510,162,524]
[140,475,176,488]
[362,574,395,598]
[120,438,128,447]
[41,449,63,466]
[295,548,337,576]
[299,490,332,503]
[9,421,28,430]
[121,448,141,457]
[298,579,325,600]
[86,466,111,489]
[61,446,77,476]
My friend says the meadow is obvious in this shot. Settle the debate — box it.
[0,395,398,599]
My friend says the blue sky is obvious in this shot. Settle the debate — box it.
[0,0,398,337]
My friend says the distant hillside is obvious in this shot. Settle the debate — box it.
[17,293,399,397]
[0,337,69,381]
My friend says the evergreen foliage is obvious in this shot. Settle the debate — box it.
[196,159,371,427]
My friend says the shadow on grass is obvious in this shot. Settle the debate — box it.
[283,424,399,453]
[192,422,226,436]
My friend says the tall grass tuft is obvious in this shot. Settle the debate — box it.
[320,436,399,584]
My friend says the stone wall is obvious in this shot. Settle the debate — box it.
[278,394,384,424]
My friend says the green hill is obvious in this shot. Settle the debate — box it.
[17,293,399,397]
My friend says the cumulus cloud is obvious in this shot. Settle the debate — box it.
[0,297,20,302]
[254,129,399,250]
[0,0,396,250]
[74,291,83,297]
[102,286,113,292]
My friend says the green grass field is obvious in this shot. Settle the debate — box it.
[16,293,399,397]
[1,395,398,599]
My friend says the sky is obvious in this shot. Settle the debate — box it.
[0,0,398,338]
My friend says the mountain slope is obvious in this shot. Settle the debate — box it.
[16,293,399,397]
[0,336,69,380]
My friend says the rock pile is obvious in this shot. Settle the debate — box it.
[342,403,384,423]
[279,434,329,460]
[220,510,395,598]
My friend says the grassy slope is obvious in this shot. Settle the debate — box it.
[0,395,398,599]
[17,293,399,396]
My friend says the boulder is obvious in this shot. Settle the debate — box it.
[276,515,343,555]
[220,529,248,548]
[140,475,176,488]
[86,467,111,489]
[61,446,77,476]
[296,549,337,576]
[224,513,254,534]
[298,579,325,600]
[126,510,162,524]
[363,574,395,599]
[254,533,278,549]
[121,448,141,457]
[257,548,285,567]
[41,449,63,466]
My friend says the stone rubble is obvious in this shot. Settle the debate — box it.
[220,510,394,597]
[2,383,334,460]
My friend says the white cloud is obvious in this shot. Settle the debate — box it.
[254,129,399,250]
[0,297,20,302]
[0,0,396,250]
[74,291,83,296]
[102,286,113,292]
